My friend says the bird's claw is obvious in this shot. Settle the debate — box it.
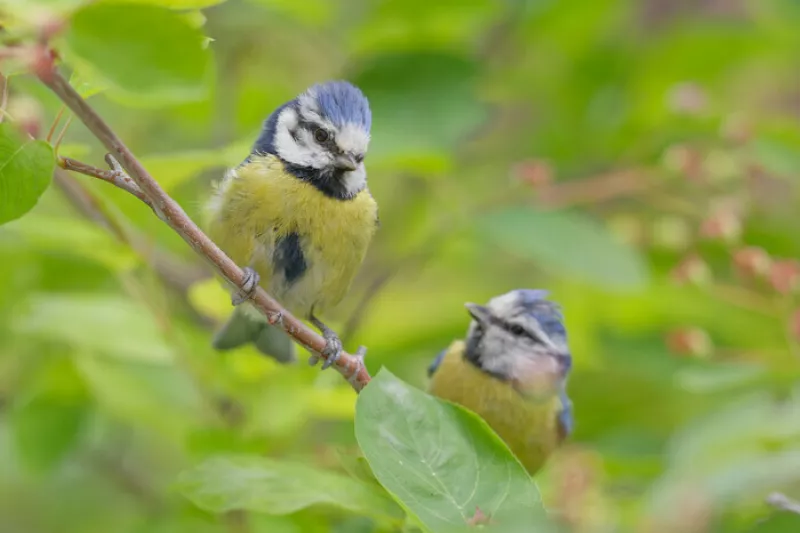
[232,267,259,305]
[347,346,368,386]
[319,331,343,370]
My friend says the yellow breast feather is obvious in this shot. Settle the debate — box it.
[205,154,378,316]
[428,340,563,475]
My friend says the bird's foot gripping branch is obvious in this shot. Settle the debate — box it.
[39,65,370,392]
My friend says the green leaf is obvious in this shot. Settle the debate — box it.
[140,139,248,191]
[75,353,203,442]
[64,3,213,104]
[176,455,404,523]
[752,138,800,178]
[13,293,174,362]
[245,0,333,25]
[3,214,140,271]
[353,53,485,166]
[10,395,86,473]
[68,70,109,99]
[675,363,768,394]
[649,392,800,516]
[354,369,546,533]
[350,0,498,54]
[104,0,228,8]
[476,207,648,289]
[0,123,54,225]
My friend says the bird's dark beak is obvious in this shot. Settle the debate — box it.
[334,154,358,171]
[465,303,491,325]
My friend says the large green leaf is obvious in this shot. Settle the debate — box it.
[354,369,547,533]
[752,138,800,179]
[245,0,332,25]
[4,214,139,271]
[75,353,203,442]
[64,3,213,104]
[140,138,249,191]
[649,391,800,517]
[105,0,228,8]
[10,394,87,473]
[476,207,648,289]
[176,455,404,524]
[0,123,54,225]
[350,0,498,54]
[13,294,174,362]
[353,53,486,166]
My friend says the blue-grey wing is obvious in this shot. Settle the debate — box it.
[556,384,574,441]
[427,348,447,378]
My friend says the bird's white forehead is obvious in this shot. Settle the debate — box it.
[487,292,520,316]
[336,123,370,154]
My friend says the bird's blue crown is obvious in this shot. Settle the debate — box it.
[505,289,567,342]
[309,81,372,131]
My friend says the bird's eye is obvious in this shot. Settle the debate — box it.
[355,154,365,163]
[313,128,329,143]
[509,325,526,336]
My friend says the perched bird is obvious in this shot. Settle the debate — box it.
[206,81,377,366]
[428,289,573,475]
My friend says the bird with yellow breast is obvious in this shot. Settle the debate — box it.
[428,289,574,475]
[206,81,377,367]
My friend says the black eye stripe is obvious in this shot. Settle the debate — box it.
[489,315,541,342]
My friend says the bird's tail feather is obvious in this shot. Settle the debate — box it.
[212,306,296,363]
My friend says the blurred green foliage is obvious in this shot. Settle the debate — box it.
[1,0,800,531]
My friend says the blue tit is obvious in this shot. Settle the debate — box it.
[205,81,378,366]
[428,289,573,475]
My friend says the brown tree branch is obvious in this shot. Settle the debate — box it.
[38,66,370,391]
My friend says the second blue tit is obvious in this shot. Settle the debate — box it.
[205,81,378,366]
[428,289,573,475]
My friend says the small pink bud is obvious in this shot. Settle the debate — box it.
[732,246,772,279]
[666,328,713,358]
[671,255,712,286]
[668,82,707,115]
[511,159,553,187]
[467,507,492,526]
[770,260,800,295]
[700,210,742,243]
[24,44,57,83]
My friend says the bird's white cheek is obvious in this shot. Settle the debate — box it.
[342,165,367,195]
[275,128,328,169]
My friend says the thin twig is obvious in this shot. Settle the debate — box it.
[59,156,151,207]
[39,66,371,391]
[534,169,651,209]
[46,105,65,142]
[53,114,73,154]
[766,492,800,515]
